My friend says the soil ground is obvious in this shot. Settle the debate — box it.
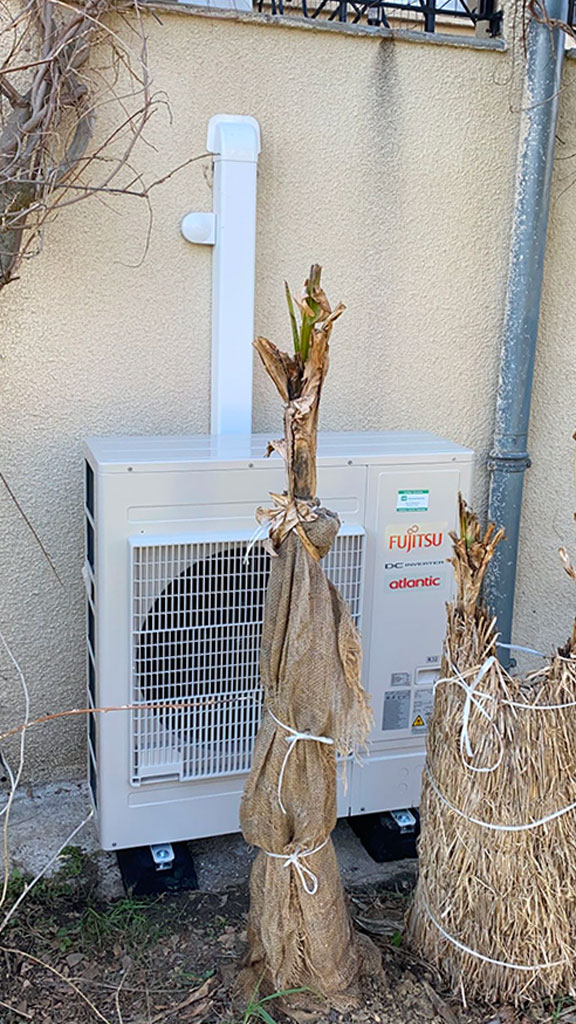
[0,850,568,1024]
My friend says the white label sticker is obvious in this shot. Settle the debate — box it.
[382,691,411,731]
[397,489,429,512]
[411,688,435,734]
[391,672,411,688]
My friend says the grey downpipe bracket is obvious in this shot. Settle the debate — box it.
[485,0,568,663]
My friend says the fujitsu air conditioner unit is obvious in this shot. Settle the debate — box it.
[83,430,473,851]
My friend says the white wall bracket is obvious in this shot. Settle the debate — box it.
[181,114,261,435]
[181,212,216,245]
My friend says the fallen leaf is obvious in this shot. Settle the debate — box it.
[421,980,459,1024]
[151,975,218,1021]
[180,996,212,1022]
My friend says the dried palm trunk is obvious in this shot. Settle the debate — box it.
[238,267,381,1012]
[408,498,576,1004]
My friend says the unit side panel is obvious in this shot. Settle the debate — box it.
[351,459,473,814]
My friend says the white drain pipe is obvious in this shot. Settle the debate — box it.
[182,114,261,435]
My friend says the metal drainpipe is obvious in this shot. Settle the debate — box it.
[485,0,568,664]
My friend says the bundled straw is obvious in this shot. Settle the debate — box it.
[408,498,576,1004]
[238,267,381,1013]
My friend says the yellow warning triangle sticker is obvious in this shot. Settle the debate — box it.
[412,715,425,727]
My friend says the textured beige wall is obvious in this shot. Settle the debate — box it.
[513,56,576,653]
[0,12,522,779]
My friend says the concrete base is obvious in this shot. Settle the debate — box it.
[2,781,418,899]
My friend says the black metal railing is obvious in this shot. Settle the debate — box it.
[258,0,503,35]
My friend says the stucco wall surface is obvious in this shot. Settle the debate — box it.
[0,12,521,779]
[513,57,576,653]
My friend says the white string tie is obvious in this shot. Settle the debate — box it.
[426,763,576,831]
[434,657,503,773]
[497,641,547,658]
[268,708,334,815]
[505,695,576,710]
[265,837,329,895]
[423,897,569,971]
[243,523,268,565]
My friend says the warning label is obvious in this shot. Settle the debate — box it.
[382,690,410,732]
[411,688,435,735]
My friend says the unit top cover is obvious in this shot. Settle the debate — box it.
[84,431,473,471]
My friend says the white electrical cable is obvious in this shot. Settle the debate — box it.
[267,708,334,814]
[265,837,329,895]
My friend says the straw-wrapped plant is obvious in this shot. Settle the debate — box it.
[238,266,381,1013]
[408,497,576,1004]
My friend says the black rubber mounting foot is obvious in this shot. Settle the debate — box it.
[349,810,420,863]
[116,842,199,896]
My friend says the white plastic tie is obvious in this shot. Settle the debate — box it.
[434,657,503,773]
[497,641,547,658]
[268,708,334,815]
[505,695,576,710]
[426,763,576,832]
[265,837,329,895]
[243,523,267,565]
[423,897,568,971]
[429,653,576,830]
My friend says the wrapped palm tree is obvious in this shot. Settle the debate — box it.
[408,498,576,1004]
[239,266,381,1012]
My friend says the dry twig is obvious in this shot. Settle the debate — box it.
[0,0,201,288]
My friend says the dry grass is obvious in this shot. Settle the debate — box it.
[409,498,576,1005]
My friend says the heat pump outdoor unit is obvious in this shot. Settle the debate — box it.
[83,431,473,851]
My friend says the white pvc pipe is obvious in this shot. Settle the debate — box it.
[181,115,261,435]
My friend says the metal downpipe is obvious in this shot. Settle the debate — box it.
[485,0,568,662]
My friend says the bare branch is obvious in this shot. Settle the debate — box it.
[0,0,184,290]
[0,473,62,584]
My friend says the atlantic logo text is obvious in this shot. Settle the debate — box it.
[388,524,443,553]
[389,576,440,590]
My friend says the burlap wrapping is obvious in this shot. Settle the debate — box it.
[240,270,382,1010]
[239,509,380,1009]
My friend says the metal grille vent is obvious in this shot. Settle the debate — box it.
[131,529,364,784]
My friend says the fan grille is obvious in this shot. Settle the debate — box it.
[131,531,364,784]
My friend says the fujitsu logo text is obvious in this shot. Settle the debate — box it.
[389,576,440,590]
[388,524,443,553]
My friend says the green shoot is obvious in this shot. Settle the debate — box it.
[241,973,311,1024]
[284,264,325,363]
[284,281,300,355]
